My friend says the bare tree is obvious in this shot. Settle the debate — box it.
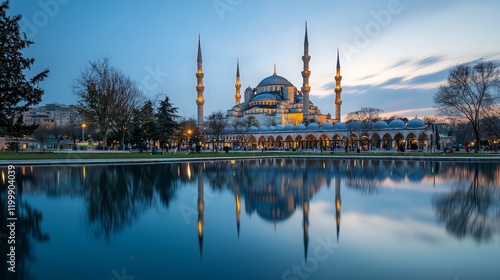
[345,107,383,150]
[231,116,259,149]
[32,125,51,151]
[47,125,65,149]
[423,116,438,126]
[434,60,500,152]
[74,58,142,148]
[111,75,144,149]
[206,111,228,152]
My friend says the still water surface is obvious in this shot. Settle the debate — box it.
[1,159,500,280]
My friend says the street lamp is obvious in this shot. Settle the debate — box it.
[81,123,87,142]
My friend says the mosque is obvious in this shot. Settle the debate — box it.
[196,23,341,127]
[196,23,433,151]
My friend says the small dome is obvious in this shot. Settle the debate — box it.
[284,124,295,131]
[258,125,268,131]
[407,118,426,129]
[306,123,320,130]
[374,120,389,129]
[333,122,347,130]
[321,123,334,130]
[249,126,258,132]
[389,119,405,129]
[245,86,253,91]
[275,124,285,130]
[268,126,276,131]
[257,75,293,87]
[295,124,306,130]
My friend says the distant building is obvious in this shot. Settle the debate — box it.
[22,103,79,127]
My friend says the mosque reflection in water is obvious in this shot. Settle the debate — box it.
[1,159,500,279]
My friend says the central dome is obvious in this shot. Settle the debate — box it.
[257,75,293,87]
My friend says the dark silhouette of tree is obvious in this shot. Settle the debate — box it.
[155,94,179,146]
[0,0,49,138]
[434,60,500,152]
[1,168,49,280]
[130,100,157,146]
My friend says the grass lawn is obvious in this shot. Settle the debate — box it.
[0,150,497,161]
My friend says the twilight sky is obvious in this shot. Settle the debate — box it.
[9,0,500,120]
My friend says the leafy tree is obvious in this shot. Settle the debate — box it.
[155,95,179,145]
[434,60,500,152]
[0,1,49,137]
[130,100,157,146]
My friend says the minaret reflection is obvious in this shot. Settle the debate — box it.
[197,164,204,257]
[335,176,341,243]
[236,193,241,237]
[302,174,310,260]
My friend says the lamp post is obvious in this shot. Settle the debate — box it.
[81,123,87,142]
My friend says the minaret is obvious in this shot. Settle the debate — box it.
[335,176,341,243]
[197,164,204,256]
[235,60,241,104]
[334,49,343,123]
[301,22,311,124]
[196,35,205,126]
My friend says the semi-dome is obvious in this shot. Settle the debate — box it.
[284,124,295,131]
[374,120,389,129]
[295,124,306,130]
[406,118,426,129]
[257,75,293,87]
[258,125,268,131]
[389,119,405,129]
[275,124,285,130]
[307,123,320,130]
[252,93,279,101]
[333,122,347,130]
[321,123,334,130]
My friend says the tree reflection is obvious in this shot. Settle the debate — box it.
[83,164,180,240]
[433,163,500,243]
[1,170,49,280]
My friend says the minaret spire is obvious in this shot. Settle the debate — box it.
[301,21,311,124]
[196,34,205,126]
[235,59,241,104]
[334,49,343,123]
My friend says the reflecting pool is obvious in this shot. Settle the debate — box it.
[1,159,500,280]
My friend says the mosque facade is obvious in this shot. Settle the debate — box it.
[196,24,435,151]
